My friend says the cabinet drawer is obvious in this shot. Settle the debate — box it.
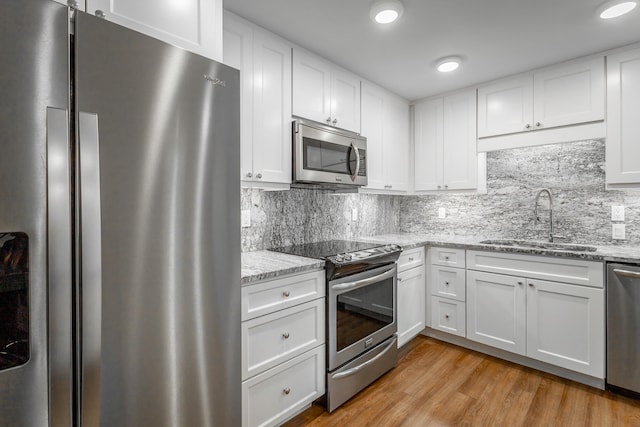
[398,246,425,272]
[430,247,466,268]
[242,270,325,321]
[431,265,466,301]
[430,296,466,337]
[242,298,325,380]
[242,345,326,427]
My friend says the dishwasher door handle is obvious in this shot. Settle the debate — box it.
[613,268,640,280]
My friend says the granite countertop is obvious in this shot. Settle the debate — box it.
[241,234,640,285]
[241,250,324,285]
[359,233,640,263]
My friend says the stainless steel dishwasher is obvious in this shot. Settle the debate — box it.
[607,263,640,397]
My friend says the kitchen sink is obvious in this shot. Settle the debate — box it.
[479,239,598,252]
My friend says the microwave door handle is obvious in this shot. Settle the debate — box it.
[350,143,360,181]
[331,267,395,292]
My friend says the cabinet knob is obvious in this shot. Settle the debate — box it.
[525,123,531,129]
[282,290,290,297]
[529,282,534,287]
[283,388,291,395]
[445,256,450,260]
[246,172,252,178]
[517,281,524,286]
[535,122,542,127]
[408,257,414,262]
[445,314,450,319]
[444,184,448,189]
[95,9,106,18]
[332,119,338,125]
[445,281,449,286]
[437,185,442,189]
[282,332,290,339]
[397,277,403,282]
[255,173,262,179]
[326,117,332,123]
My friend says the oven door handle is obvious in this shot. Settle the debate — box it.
[332,335,397,380]
[331,267,395,292]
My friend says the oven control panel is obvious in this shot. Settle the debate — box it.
[328,244,401,265]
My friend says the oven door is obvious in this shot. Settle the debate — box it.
[328,263,397,371]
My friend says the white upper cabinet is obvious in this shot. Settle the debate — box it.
[478,56,604,138]
[293,49,361,133]
[477,75,533,137]
[86,0,222,60]
[223,12,292,186]
[606,45,640,185]
[361,82,410,192]
[414,89,478,191]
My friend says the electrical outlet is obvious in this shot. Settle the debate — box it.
[351,208,358,221]
[241,210,251,228]
[612,223,626,240]
[612,205,625,221]
[438,207,446,219]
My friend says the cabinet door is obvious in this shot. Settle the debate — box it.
[477,75,533,138]
[251,29,292,184]
[86,0,221,60]
[533,56,604,130]
[606,47,640,185]
[223,12,254,182]
[526,279,604,378]
[467,270,526,354]
[330,68,361,133]
[398,265,426,347]
[361,83,386,190]
[442,90,477,190]
[383,94,410,192]
[413,98,443,191]
[292,49,331,124]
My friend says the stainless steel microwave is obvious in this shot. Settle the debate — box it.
[292,118,367,187]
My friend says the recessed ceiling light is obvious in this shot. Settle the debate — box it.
[598,0,637,19]
[437,56,462,73]
[370,0,404,24]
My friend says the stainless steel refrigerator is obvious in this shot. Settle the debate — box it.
[0,1,240,426]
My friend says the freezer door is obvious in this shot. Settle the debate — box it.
[0,1,73,427]
[75,12,240,427]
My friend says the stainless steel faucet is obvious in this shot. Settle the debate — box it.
[534,188,555,242]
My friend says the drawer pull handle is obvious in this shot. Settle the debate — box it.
[408,257,414,262]
[282,332,290,339]
[283,387,291,395]
[282,290,290,297]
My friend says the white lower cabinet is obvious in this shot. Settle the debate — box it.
[466,251,604,378]
[428,247,467,336]
[241,270,326,426]
[243,345,325,427]
[397,247,425,347]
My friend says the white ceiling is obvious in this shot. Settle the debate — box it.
[223,0,640,102]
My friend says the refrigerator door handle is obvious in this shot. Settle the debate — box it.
[46,107,73,426]
[78,111,103,425]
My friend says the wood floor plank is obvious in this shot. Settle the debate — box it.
[282,336,640,427]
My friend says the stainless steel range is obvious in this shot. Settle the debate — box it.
[271,240,401,411]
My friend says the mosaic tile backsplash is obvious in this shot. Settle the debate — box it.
[241,139,640,252]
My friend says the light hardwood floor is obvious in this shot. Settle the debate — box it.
[283,335,640,426]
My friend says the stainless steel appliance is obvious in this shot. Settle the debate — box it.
[271,240,401,411]
[606,263,640,398]
[0,1,240,425]
[292,119,368,187]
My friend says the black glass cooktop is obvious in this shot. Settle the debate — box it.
[269,240,383,260]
